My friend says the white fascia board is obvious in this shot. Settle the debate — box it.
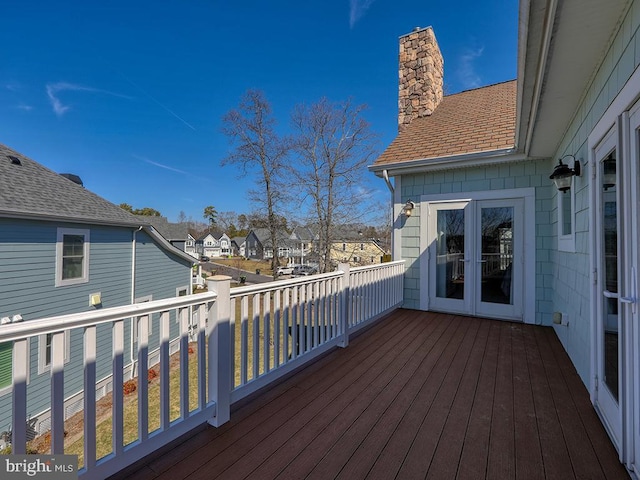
[369,149,530,177]
[143,226,197,264]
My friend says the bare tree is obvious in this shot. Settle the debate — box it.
[290,98,378,272]
[221,90,290,276]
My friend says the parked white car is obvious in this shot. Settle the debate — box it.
[276,265,296,276]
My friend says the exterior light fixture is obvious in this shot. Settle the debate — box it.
[402,200,415,217]
[549,155,581,193]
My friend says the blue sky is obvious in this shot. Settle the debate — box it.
[1,0,517,224]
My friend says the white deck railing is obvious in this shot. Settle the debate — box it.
[0,261,404,479]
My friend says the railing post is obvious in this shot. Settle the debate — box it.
[338,263,350,348]
[207,275,232,427]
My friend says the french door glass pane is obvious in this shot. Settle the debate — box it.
[480,207,514,304]
[602,150,619,402]
[435,209,464,299]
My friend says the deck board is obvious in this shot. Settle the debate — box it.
[112,310,630,480]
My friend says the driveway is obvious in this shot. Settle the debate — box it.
[204,262,273,284]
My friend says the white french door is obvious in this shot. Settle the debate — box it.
[592,104,640,469]
[593,126,624,450]
[426,197,524,321]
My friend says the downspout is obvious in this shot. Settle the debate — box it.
[382,169,395,258]
[130,226,143,379]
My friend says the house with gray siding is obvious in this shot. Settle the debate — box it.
[0,143,195,438]
[370,0,640,470]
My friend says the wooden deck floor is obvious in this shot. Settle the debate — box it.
[113,309,630,480]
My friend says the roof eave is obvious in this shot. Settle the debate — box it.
[369,148,528,176]
[0,210,148,228]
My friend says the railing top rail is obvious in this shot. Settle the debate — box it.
[0,292,218,343]
[349,260,405,273]
[230,270,344,297]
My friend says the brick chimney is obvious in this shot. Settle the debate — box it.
[398,26,444,131]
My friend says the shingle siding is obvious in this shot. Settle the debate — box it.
[546,3,640,384]
[399,163,553,318]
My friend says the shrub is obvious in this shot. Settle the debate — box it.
[147,368,158,383]
[123,379,137,395]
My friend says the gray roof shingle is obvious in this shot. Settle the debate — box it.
[0,143,144,226]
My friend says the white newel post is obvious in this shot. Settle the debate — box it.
[207,275,232,427]
[338,263,350,348]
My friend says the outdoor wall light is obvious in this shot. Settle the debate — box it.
[402,200,415,217]
[550,155,581,193]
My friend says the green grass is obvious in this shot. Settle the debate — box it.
[64,348,202,468]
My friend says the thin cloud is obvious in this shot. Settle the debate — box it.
[134,154,189,175]
[46,82,131,116]
[16,104,34,112]
[117,73,196,131]
[349,0,375,28]
[4,82,21,92]
[457,47,484,90]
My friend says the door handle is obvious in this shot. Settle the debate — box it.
[458,259,470,263]
[622,266,637,314]
[603,290,618,299]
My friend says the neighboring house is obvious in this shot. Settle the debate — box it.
[197,230,231,258]
[370,1,640,469]
[0,144,195,437]
[328,227,387,268]
[245,228,294,260]
[133,215,196,259]
[231,236,246,257]
[289,226,316,264]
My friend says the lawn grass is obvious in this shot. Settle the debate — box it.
[64,347,202,468]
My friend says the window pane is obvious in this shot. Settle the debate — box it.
[62,257,83,279]
[435,209,465,299]
[561,191,572,235]
[480,207,514,305]
[62,234,84,280]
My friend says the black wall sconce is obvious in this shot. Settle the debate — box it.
[550,155,581,193]
[402,200,415,217]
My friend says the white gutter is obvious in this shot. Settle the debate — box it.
[369,148,528,177]
[382,169,394,194]
[130,226,143,379]
[523,0,557,155]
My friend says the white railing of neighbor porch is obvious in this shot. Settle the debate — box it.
[1,260,404,480]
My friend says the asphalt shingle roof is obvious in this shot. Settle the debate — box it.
[0,143,143,226]
[373,80,517,167]
[134,215,189,240]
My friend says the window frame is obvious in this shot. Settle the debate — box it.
[55,228,90,286]
[133,295,153,341]
[37,331,71,375]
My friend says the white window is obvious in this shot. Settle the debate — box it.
[133,295,153,342]
[557,179,576,252]
[176,286,188,297]
[56,228,90,286]
[38,331,71,374]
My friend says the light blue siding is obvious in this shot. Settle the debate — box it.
[546,2,640,383]
[0,219,192,432]
[399,163,553,326]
